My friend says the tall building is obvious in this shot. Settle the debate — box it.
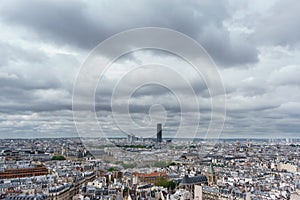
[206,163,217,186]
[157,123,162,143]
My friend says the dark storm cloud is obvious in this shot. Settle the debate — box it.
[200,33,258,66]
[0,87,72,113]
[0,70,68,113]
[0,0,258,66]
[0,0,107,49]
[0,37,80,115]
[94,75,211,115]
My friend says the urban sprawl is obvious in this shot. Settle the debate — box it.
[0,134,299,200]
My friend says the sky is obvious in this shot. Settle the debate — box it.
[0,0,299,139]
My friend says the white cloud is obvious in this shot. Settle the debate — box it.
[0,0,299,138]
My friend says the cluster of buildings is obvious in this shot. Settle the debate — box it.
[0,134,299,199]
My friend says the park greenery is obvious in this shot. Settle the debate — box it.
[51,155,66,160]
[156,178,177,190]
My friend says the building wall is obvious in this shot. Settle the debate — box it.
[279,163,297,173]
[0,165,49,179]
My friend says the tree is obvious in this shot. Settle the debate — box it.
[122,163,135,169]
[156,178,177,190]
[153,161,168,168]
[51,155,66,160]
[108,167,116,172]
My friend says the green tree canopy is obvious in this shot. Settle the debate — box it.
[51,155,66,160]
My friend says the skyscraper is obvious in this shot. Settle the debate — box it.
[157,123,162,143]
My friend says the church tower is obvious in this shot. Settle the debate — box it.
[206,163,216,185]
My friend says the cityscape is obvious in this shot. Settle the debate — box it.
[1,0,300,200]
[0,125,300,199]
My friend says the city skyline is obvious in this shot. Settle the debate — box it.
[0,0,299,139]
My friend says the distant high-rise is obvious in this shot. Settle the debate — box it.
[157,123,162,143]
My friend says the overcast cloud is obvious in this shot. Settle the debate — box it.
[0,0,299,139]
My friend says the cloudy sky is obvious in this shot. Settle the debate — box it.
[0,0,299,139]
